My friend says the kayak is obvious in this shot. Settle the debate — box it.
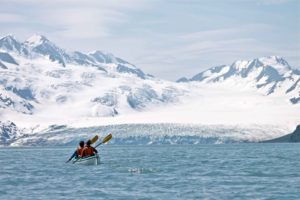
[73,154,100,165]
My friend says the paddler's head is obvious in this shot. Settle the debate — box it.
[79,141,84,148]
[86,140,91,147]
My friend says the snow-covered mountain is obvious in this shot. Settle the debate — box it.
[178,56,300,104]
[0,121,22,145]
[0,34,184,120]
[0,34,299,146]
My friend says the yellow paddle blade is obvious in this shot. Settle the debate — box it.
[102,133,112,144]
[90,135,99,144]
[95,133,112,148]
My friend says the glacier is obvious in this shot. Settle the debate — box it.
[0,34,299,146]
[0,121,290,146]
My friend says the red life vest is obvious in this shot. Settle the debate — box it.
[77,147,84,157]
[81,146,95,157]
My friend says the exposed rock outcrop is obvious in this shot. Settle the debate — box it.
[264,125,300,143]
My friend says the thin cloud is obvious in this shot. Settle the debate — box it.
[42,8,127,39]
[0,13,24,23]
[179,24,272,41]
[0,0,152,40]
[0,0,299,80]
[256,0,295,5]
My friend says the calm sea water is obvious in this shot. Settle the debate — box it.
[0,144,299,200]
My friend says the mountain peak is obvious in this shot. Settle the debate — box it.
[0,34,27,54]
[229,56,291,76]
[0,34,18,42]
[179,56,299,102]
[89,50,112,56]
[258,56,289,67]
[89,50,116,64]
[24,34,68,66]
[25,34,49,46]
[91,50,104,54]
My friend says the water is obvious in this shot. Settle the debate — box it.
[0,144,299,200]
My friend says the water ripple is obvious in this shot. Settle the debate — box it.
[0,144,299,200]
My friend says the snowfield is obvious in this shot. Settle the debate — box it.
[0,34,299,145]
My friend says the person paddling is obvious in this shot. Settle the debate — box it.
[81,140,98,158]
[66,141,85,162]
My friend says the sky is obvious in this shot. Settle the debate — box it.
[0,0,299,80]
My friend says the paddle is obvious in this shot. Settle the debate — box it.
[72,133,112,164]
[66,135,99,163]
[95,133,112,148]
[90,135,99,144]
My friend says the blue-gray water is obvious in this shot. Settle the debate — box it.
[0,144,299,200]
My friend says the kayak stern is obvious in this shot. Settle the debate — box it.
[73,154,100,165]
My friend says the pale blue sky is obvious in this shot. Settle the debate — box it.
[0,0,299,80]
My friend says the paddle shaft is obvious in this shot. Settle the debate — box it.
[94,142,104,149]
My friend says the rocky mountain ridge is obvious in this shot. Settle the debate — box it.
[178,56,300,104]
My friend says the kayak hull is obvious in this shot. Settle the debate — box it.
[73,154,100,165]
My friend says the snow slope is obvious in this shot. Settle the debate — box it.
[178,56,300,104]
[0,34,299,145]
[0,35,185,125]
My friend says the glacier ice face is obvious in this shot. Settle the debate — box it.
[5,123,291,146]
